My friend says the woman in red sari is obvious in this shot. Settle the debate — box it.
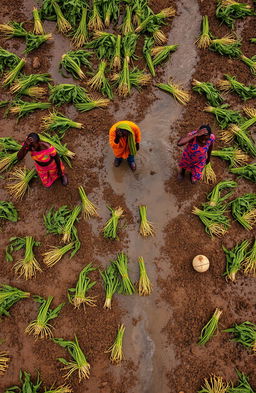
[17,133,68,187]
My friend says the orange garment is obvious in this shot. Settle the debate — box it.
[109,120,141,159]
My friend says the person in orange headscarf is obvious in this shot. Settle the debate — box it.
[109,120,141,171]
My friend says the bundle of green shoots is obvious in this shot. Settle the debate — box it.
[2,58,25,87]
[139,205,154,237]
[192,204,230,237]
[147,42,177,72]
[68,263,97,308]
[196,15,211,49]
[5,236,41,280]
[75,98,110,112]
[156,78,191,105]
[0,47,20,76]
[52,0,72,33]
[103,206,124,239]
[43,242,74,268]
[220,124,256,158]
[87,60,113,99]
[227,369,255,393]
[71,7,89,49]
[202,162,217,184]
[216,0,254,28]
[44,205,72,235]
[0,201,18,222]
[44,385,72,393]
[9,100,51,120]
[62,205,81,244]
[78,186,98,219]
[135,7,175,36]
[61,0,85,26]
[6,370,42,393]
[25,33,52,54]
[128,67,151,89]
[207,180,237,207]
[217,74,256,101]
[0,21,27,38]
[0,351,9,375]
[209,35,242,58]
[111,34,121,70]
[198,375,229,393]
[224,321,256,351]
[88,0,104,31]
[60,50,92,80]
[223,240,249,281]
[113,252,135,295]
[143,36,155,76]
[240,54,256,76]
[25,296,64,339]
[230,163,256,183]
[42,111,83,137]
[131,0,152,28]
[49,83,90,106]
[6,167,37,200]
[105,324,125,364]
[10,73,51,97]
[138,256,152,296]
[53,335,90,381]
[121,5,134,34]
[40,0,57,21]
[0,284,30,317]
[230,193,256,230]
[100,264,120,309]
[203,104,245,129]
[33,7,44,35]
[198,308,222,345]
[192,79,223,106]
[40,133,75,167]
[211,147,250,167]
[85,31,117,60]
[243,238,256,277]
[101,0,120,27]
[0,100,8,107]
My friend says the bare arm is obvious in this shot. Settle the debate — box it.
[177,129,209,147]
[17,142,30,161]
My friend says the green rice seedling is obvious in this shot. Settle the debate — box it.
[224,321,256,351]
[122,32,138,64]
[75,98,110,112]
[192,79,223,106]
[151,44,178,67]
[157,78,191,105]
[0,137,21,152]
[10,73,51,95]
[243,238,256,277]
[25,33,52,54]
[210,34,242,58]
[132,0,152,28]
[198,375,229,393]
[60,50,92,80]
[6,236,41,280]
[61,0,85,26]
[40,0,57,21]
[105,324,125,364]
[6,370,42,393]
[203,104,245,129]
[114,252,135,295]
[139,205,154,237]
[0,201,18,222]
[216,0,254,28]
[135,7,175,34]
[33,7,44,35]
[0,47,20,76]
[128,68,151,88]
[68,263,97,308]
[101,0,120,27]
[230,163,256,182]
[6,167,37,200]
[9,101,51,119]
[138,256,152,296]
[220,124,256,157]
[0,284,30,317]
[223,240,249,281]
[0,100,8,107]
[85,31,116,60]
[78,186,98,219]
[100,264,120,309]
[0,351,9,375]
[87,60,113,99]
[52,1,71,33]
[230,193,256,230]
[240,54,256,76]
[151,27,168,46]
[211,147,250,167]
[103,206,124,239]
[44,205,72,235]
[227,369,255,393]
[62,205,81,243]
[88,0,103,31]
[44,385,72,393]
[40,133,75,167]
[43,242,74,268]
[25,296,64,339]
[112,34,121,70]
[53,336,90,381]
[202,162,217,184]
[42,111,83,137]
[207,180,237,207]
[196,15,211,49]
[49,83,90,106]
[0,152,18,173]
[121,5,134,35]
[192,204,230,237]
[20,86,47,98]
[3,58,25,87]
[115,58,130,96]
[71,7,88,49]
[217,74,256,101]
[198,308,222,345]
[0,21,27,37]
[143,36,155,76]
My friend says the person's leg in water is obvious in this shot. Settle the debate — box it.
[127,155,136,171]
[114,157,123,167]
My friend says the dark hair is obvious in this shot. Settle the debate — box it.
[28,132,40,142]
[199,124,211,135]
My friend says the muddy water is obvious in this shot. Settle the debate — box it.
[99,1,201,392]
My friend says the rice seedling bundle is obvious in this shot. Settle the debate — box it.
[240,54,256,76]
[243,238,256,277]
[209,35,242,58]
[5,236,41,280]
[44,385,72,393]
[230,193,256,230]
[60,50,92,79]
[25,296,64,339]
[10,73,51,95]
[192,204,230,237]
[0,284,30,317]
[33,7,44,35]
[230,163,256,182]
[113,252,135,295]
[196,15,211,49]
[62,205,81,244]
[103,206,123,239]
[0,137,21,153]
[101,0,120,27]
[220,123,256,157]
[217,74,256,101]
[53,336,90,381]
[40,133,75,167]
[135,7,175,36]
[42,111,83,137]
[132,0,152,28]
[68,263,97,308]
[112,34,121,70]
[203,104,245,129]
[0,47,20,75]
[3,58,25,87]
[78,186,98,219]
[198,375,229,393]
[0,351,9,375]
[75,98,110,112]
[6,167,37,200]
[157,78,190,105]
[40,0,58,21]
[0,100,8,107]
[198,308,222,345]
[207,180,237,207]
[71,7,89,49]
[61,0,85,26]
[86,31,116,60]
[43,242,74,268]
[211,147,250,167]
[121,5,134,34]
[9,100,51,119]
[122,32,138,64]
[143,36,155,76]
[0,200,18,222]
[202,162,217,184]
[128,68,151,88]
[224,321,256,351]
[0,21,27,38]
[88,0,104,31]
[87,60,113,99]
[100,264,120,309]
[223,240,249,281]
[105,324,125,364]
[138,256,152,296]
[227,369,255,393]
[216,0,254,27]
[52,0,72,33]
[151,44,177,67]
[192,79,223,106]
[49,83,90,106]
[44,205,72,235]
[25,33,52,54]
[6,370,42,392]
[139,205,154,237]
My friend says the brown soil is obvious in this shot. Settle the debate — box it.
[0,0,255,392]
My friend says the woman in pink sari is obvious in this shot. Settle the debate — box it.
[17,133,68,187]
